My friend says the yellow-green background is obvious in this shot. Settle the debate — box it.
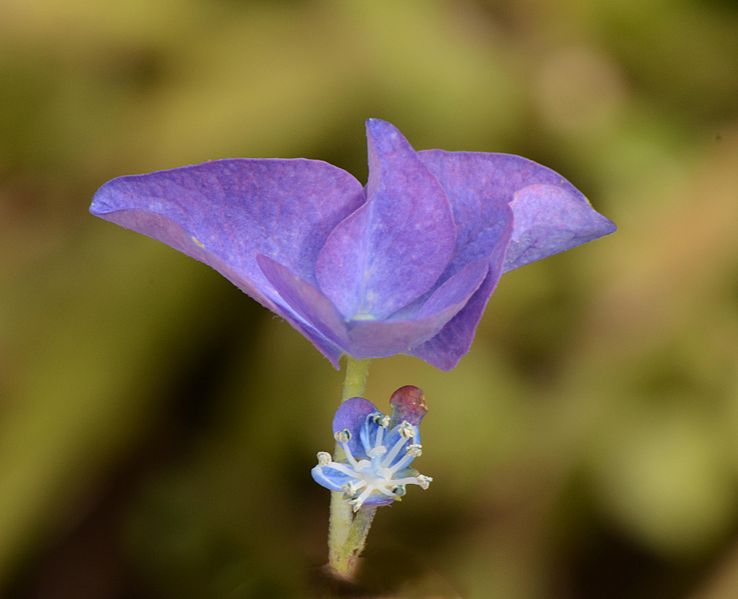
[2,1,737,597]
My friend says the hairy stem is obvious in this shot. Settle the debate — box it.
[327,357,372,580]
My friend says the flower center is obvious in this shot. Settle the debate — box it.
[317,416,432,512]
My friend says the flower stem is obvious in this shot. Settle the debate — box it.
[341,357,371,401]
[327,357,373,580]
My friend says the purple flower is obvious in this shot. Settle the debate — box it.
[312,387,431,511]
[90,119,615,369]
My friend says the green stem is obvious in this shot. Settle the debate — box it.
[330,506,378,580]
[327,357,373,580]
[341,357,371,401]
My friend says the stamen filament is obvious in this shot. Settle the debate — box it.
[393,475,433,489]
[339,441,360,469]
[375,423,385,449]
[350,486,375,512]
[388,452,415,475]
[382,434,408,467]
[388,443,422,474]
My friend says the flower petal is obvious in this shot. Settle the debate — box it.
[333,397,378,458]
[416,259,489,320]
[90,158,364,364]
[504,183,617,271]
[256,255,349,352]
[411,240,510,370]
[311,464,354,492]
[417,150,614,273]
[316,119,456,321]
[346,260,488,358]
[362,495,397,507]
[417,150,514,278]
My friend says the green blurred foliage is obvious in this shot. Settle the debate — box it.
[1,0,737,597]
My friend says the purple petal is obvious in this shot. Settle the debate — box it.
[418,151,514,279]
[316,119,456,321]
[256,254,349,351]
[408,150,614,369]
[416,259,489,319]
[504,184,617,271]
[411,239,510,370]
[346,260,488,358]
[90,158,364,364]
[333,397,378,458]
[417,151,614,273]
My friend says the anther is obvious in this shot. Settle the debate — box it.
[334,429,351,443]
[416,475,433,490]
[406,444,423,457]
[398,421,415,440]
[370,412,390,428]
[342,481,362,497]
[316,451,332,466]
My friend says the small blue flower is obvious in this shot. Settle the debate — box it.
[312,386,432,511]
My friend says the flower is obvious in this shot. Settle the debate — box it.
[312,386,431,511]
[90,118,615,369]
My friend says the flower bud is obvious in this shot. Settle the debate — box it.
[389,385,427,426]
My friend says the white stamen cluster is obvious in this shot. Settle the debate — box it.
[314,416,433,512]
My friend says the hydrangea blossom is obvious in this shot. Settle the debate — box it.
[312,386,430,511]
[90,118,615,369]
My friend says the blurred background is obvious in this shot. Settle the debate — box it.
[1,0,737,597]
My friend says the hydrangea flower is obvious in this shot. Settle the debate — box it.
[90,118,615,369]
[312,386,431,511]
